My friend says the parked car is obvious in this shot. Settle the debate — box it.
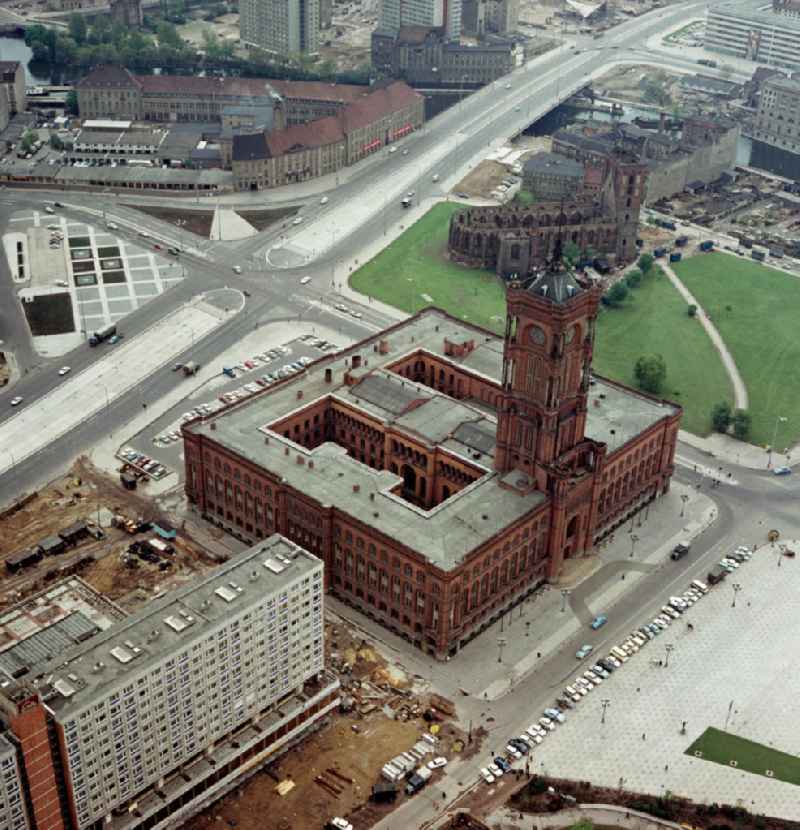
[774,466,792,475]
[576,644,594,659]
[543,708,566,723]
[480,768,495,784]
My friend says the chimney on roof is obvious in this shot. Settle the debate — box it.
[378,339,389,354]
[296,390,303,400]
[284,446,290,456]
[353,484,360,493]
[264,436,270,444]
[308,460,314,469]
[296,455,305,465]
[325,368,332,383]
[210,423,216,430]
[352,355,362,369]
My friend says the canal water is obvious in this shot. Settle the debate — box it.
[0,35,82,85]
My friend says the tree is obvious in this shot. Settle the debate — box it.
[634,354,666,394]
[711,401,732,433]
[65,90,79,115]
[687,304,697,317]
[604,282,628,306]
[638,252,654,274]
[69,12,87,45]
[563,241,581,268]
[20,130,37,154]
[625,269,642,288]
[732,409,751,440]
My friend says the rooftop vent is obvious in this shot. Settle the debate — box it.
[296,390,303,400]
[599,393,606,400]
[352,355,362,369]
[296,455,305,465]
[353,484,360,493]
[482,514,488,521]
[325,368,332,383]
[264,436,270,444]
[369,493,375,501]
[284,447,290,456]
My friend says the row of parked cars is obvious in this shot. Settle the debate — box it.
[479,576,718,785]
[118,448,169,480]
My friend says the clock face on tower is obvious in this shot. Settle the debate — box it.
[527,325,546,346]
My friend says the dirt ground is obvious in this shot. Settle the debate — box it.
[593,65,683,105]
[454,161,512,199]
[0,458,212,612]
[187,715,422,830]
[235,207,299,232]
[131,206,215,239]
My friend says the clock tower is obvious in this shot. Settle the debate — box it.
[495,267,602,487]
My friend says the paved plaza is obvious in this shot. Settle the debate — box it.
[5,209,183,346]
[530,539,800,819]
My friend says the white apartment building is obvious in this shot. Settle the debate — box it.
[379,0,462,41]
[706,0,800,72]
[240,0,320,57]
[0,734,30,830]
[0,536,338,830]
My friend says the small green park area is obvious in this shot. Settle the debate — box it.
[592,268,733,437]
[348,207,735,437]
[349,203,507,333]
[686,727,800,786]
[674,253,800,447]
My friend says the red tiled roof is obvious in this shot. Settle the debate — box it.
[270,79,368,104]
[265,116,344,157]
[138,74,276,97]
[76,65,141,90]
[339,82,422,133]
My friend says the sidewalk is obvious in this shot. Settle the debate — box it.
[678,429,794,471]
[325,479,717,706]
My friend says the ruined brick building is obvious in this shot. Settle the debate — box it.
[448,144,647,277]
[183,271,680,660]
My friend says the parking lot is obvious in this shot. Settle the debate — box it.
[122,335,340,481]
[477,540,800,818]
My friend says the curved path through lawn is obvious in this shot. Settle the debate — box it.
[661,261,749,411]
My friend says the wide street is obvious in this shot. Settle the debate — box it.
[0,4,795,823]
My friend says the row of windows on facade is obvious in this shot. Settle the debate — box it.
[601,436,664,483]
[598,455,661,515]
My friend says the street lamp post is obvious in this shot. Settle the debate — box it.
[560,589,570,612]
[768,416,787,467]
[630,534,639,559]
[731,583,742,607]
[600,698,610,724]
[680,494,689,518]
[497,636,507,663]
[664,643,674,667]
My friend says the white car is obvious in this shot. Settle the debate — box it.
[583,670,602,685]
[320,196,329,205]
[388,146,397,154]
[292,217,303,225]
[525,731,543,745]
[349,309,363,318]
[527,724,546,739]
[538,717,556,731]
[10,396,23,406]
[488,763,502,777]
[329,819,353,830]
[138,230,150,238]
[58,366,71,376]
[480,767,495,784]
[427,756,447,769]
[504,83,512,89]
[300,276,312,285]
[505,744,522,759]
[232,265,242,274]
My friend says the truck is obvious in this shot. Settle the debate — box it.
[653,247,667,258]
[89,323,117,346]
[751,250,766,262]
[698,240,714,252]
[697,58,718,67]
[404,766,432,796]
[669,252,682,263]
[675,236,689,247]
[401,197,412,209]
[182,361,200,376]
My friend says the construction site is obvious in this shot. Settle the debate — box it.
[0,458,476,830]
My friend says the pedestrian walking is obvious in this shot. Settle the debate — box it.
[664,764,669,772]
[642,733,646,741]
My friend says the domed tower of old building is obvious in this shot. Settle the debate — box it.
[495,259,604,575]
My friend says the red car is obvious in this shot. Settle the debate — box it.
[244,360,255,369]
[153,244,162,251]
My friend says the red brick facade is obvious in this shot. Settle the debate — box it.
[184,292,680,659]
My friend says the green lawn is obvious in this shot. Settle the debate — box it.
[349,202,507,333]
[593,268,733,437]
[674,253,800,446]
[686,727,800,786]
[349,207,734,437]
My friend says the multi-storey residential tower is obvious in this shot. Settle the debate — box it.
[240,0,320,57]
[0,537,337,830]
[378,0,461,41]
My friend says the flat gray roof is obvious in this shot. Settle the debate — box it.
[54,166,231,187]
[2,536,320,718]
[189,309,678,570]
